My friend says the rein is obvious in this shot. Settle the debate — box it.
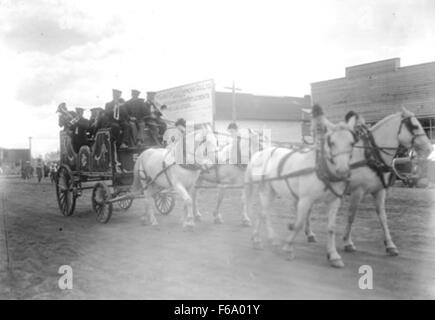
[349,116,425,188]
[248,131,353,199]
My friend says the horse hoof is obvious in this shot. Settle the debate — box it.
[288,222,295,230]
[344,244,356,252]
[386,247,399,256]
[307,235,317,243]
[183,221,195,230]
[329,258,345,268]
[285,251,295,261]
[241,219,251,227]
[214,217,223,224]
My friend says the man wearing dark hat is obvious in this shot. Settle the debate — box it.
[227,122,242,165]
[123,89,151,146]
[88,107,104,139]
[103,89,130,148]
[71,107,90,153]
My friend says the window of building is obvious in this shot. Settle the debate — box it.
[419,117,435,141]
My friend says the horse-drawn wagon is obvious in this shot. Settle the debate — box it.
[55,128,175,223]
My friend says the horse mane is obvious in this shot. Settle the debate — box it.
[370,112,401,132]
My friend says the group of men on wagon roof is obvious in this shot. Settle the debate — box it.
[57,89,169,153]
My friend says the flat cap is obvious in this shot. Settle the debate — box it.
[227,122,238,130]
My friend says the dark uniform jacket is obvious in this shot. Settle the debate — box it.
[103,98,127,125]
[124,98,151,120]
[71,117,90,153]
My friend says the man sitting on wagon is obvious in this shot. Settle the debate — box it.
[87,107,104,139]
[103,89,135,149]
[71,107,90,153]
[123,89,151,147]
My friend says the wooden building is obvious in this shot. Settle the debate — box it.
[311,58,435,141]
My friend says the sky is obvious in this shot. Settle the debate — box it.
[0,0,434,157]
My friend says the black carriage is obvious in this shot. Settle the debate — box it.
[55,129,175,223]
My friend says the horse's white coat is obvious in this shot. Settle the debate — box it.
[192,129,264,225]
[244,113,357,268]
[336,109,434,254]
[131,129,217,228]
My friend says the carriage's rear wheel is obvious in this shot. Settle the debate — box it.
[153,191,175,215]
[92,182,113,224]
[55,165,76,216]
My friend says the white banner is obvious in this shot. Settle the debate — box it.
[154,79,215,126]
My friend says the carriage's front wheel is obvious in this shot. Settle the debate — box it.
[153,191,175,215]
[55,165,76,216]
[92,182,113,224]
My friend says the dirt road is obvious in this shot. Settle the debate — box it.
[1,177,434,299]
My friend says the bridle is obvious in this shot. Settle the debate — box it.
[324,128,356,166]
[350,114,427,188]
[398,116,427,150]
[354,115,427,156]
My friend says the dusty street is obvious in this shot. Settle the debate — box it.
[1,177,434,299]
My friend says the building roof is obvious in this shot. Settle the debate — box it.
[214,92,310,121]
[0,148,31,163]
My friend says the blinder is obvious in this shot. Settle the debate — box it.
[399,116,427,148]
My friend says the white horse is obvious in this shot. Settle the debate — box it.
[131,127,218,229]
[192,128,266,225]
[298,107,433,256]
[337,107,432,255]
[244,105,357,268]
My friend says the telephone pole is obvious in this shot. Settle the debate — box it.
[28,136,32,161]
[224,81,241,122]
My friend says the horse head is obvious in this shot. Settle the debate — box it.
[312,104,357,179]
[398,106,433,158]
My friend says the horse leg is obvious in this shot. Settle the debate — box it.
[212,186,225,224]
[173,183,195,229]
[141,191,158,226]
[251,186,272,249]
[283,197,311,260]
[304,207,317,243]
[191,186,202,222]
[240,190,252,227]
[343,188,364,252]
[326,198,344,268]
[373,189,399,256]
[260,187,278,246]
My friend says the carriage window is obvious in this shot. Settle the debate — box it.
[419,117,435,141]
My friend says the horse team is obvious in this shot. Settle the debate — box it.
[130,105,433,268]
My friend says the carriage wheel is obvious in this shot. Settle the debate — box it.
[118,192,133,211]
[153,191,175,215]
[92,182,113,224]
[55,165,76,216]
